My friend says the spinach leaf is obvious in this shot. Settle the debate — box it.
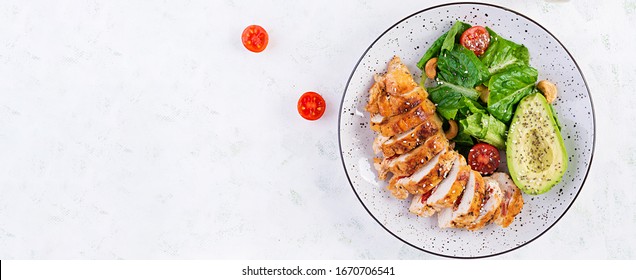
[417,21,471,70]
[428,82,481,120]
[437,44,490,88]
[417,32,446,70]
[487,65,538,123]
[441,21,472,52]
[480,27,530,75]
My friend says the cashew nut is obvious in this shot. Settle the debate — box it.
[476,85,490,103]
[425,58,438,79]
[445,119,458,140]
[537,80,557,103]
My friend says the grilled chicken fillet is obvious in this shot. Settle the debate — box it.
[378,115,442,158]
[374,133,448,180]
[438,170,485,228]
[387,149,457,199]
[370,99,437,138]
[491,172,524,228]
[426,156,471,211]
[466,176,503,231]
[366,57,426,118]
[367,55,524,231]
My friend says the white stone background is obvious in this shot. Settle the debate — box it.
[0,0,634,259]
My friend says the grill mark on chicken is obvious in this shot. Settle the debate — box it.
[370,98,437,138]
[380,116,442,158]
[374,133,448,180]
[366,57,426,118]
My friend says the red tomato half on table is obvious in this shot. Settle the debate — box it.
[460,26,490,56]
[297,92,326,121]
[242,25,268,53]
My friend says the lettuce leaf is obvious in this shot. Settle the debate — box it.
[417,21,472,70]
[427,42,490,120]
[480,27,530,75]
[460,113,507,149]
[437,44,490,88]
[417,32,446,70]
[459,97,486,116]
[428,82,481,120]
[487,65,538,123]
[454,125,474,147]
[441,21,472,52]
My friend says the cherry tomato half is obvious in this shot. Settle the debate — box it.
[242,25,268,53]
[297,92,326,121]
[468,143,500,175]
[460,26,490,56]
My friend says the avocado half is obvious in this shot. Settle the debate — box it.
[506,93,568,195]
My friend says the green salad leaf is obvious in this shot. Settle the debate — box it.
[427,43,489,121]
[453,126,474,147]
[487,65,538,123]
[428,83,480,120]
[437,44,490,88]
[459,113,507,149]
[460,97,486,115]
[441,21,472,52]
[480,27,530,75]
[417,21,472,70]
[417,32,446,70]
[417,21,539,149]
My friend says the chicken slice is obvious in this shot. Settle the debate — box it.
[379,114,442,158]
[491,172,524,228]
[387,149,456,199]
[409,192,436,217]
[438,170,485,228]
[384,56,418,95]
[372,134,390,155]
[465,176,503,231]
[370,98,437,138]
[426,156,471,211]
[368,86,427,118]
[366,57,427,118]
[373,133,448,180]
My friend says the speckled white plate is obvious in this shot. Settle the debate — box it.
[338,3,595,258]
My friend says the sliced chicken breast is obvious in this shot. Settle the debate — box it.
[387,149,456,199]
[384,56,418,95]
[366,57,426,118]
[491,172,524,228]
[372,134,390,155]
[465,176,503,231]
[438,170,485,228]
[380,114,442,158]
[409,193,436,217]
[370,98,437,138]
[373,133,448,180]
[426,156,470,211]
[376,86,427,118]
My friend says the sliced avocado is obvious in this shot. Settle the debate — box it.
[506,93,567,195]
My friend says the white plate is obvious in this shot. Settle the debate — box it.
[338,3,595,258]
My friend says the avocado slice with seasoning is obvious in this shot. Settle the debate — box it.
[506,93,567,195]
